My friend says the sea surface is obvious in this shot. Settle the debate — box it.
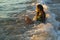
[0,0,33,18]
[0,0,60,40]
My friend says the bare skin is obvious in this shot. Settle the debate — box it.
[25,4,46,24]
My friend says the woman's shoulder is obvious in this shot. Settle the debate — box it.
[33,15,37,21]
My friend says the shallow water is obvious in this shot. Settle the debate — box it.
[0,0,60,40]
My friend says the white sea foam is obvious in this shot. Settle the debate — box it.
[19,0,60,40]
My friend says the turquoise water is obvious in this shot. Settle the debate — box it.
[0,0,29,3]
[0,0,32,18]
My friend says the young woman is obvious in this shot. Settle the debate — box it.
[25,4,46,24]
[35,4,46,23]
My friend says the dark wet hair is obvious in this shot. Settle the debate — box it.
[36,4,46,23]
[37,4,43,11]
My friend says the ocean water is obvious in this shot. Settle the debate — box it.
[0,0,60,40]
[0,0,33,18]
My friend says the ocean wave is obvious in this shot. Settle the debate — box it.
[0,0,60,40]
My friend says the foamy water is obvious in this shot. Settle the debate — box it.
[0,0,60,40]
[19,0,60,40]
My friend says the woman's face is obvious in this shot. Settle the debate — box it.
[35,6,41,12]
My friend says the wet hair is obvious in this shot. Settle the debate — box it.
[36,4,46,23]
[37,4,43,11]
